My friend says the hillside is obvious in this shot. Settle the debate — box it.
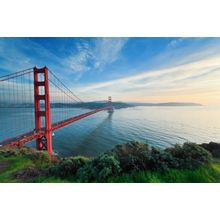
[0,141,220,183]
[0,101,202,109]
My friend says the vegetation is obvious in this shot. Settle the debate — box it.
[0,141,220,183]
[0,101,201,109]
[49,156,89,177]
[200,142,220,158]
[0,101,132,109]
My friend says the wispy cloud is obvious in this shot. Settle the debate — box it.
[0,38,65,74]
[66,41,92,73]
[167,37,187,48]
[76,54,220,104]
[92,38,128,70]
[66,38,128,76]
[0,38,32,72]
[1,37,220,105]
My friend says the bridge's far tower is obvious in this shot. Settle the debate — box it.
[108,96,114,113]
[34,67,53,154]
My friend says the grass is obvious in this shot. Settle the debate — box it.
[0,154,77,183]
[33,176,72,183]
[1,154,220,183]
[0,155,34,183]
[1,143,220,183]
[107,160,220,183]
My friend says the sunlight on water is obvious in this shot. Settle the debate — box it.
[0,106,220,157]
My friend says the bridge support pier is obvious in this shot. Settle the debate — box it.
[34,67,53,155]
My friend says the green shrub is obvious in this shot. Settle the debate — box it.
[27,151,52,164]
[13,167,46,182]
[76,154,121,182]
[0,146,36,158]
[111,141,151,172]
[109,141,177,173]
[166,142,212,169]
[18,147,35,156]
[108,141,212,174]
[49,156,89,177]
[0,149,17,157]
[112,141,150,157]
[200,142,220,158]
[0,141,214,182]
[147,147,178,172]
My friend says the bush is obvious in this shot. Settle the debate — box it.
[17,147,36,156]
[13,167,46,182]
[0,141,214,182]
[0,149,17,157]
[109,141,177,173]
[49,156,89,177]
[27,151,52,164]
[76,154,121,182]
[147,147,179,172]
[0,147,28,157]
[200,142,220,158]
[0,146,37,158]
[166,142,212,169]
[108,141,212,174]
[111,141,151,172]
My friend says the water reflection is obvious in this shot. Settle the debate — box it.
[1,106,220,157]
[70,113,113,156]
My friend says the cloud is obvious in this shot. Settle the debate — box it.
[0,38,76,84]
[76,54,220,104]
[92,38,128,70]
[0,38,32,72]
[66,41,92,73]
[68,50,92,73]
[66,38,128,75]
[0,38,66,75]
[1,37,220,104]
[167,37,187,48]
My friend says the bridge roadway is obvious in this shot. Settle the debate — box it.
[0,106,112,148]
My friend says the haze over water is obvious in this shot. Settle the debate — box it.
[1,106,219,157]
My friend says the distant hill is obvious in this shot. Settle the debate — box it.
[0,102,131,109]
[0,101,202,109]
[128,102,202,107]
[51,102,132,109]
[66,101,202,109]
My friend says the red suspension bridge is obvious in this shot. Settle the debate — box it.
[0,67,113,154]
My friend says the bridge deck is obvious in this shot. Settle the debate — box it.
[0,106,111,148]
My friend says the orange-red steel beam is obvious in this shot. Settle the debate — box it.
[0,66,113,154]
[34,67,53,154]
[0,106,112,149]
[51,106,112,131]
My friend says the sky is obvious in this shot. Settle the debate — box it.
[0,37,220,105]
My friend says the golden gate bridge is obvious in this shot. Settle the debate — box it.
[0,67,113,154]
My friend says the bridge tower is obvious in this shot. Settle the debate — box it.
[108,96,114,113]
[34,67,53,154]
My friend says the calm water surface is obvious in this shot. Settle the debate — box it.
[0,106,220,157]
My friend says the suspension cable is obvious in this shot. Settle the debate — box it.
[0,67,84,104]
[49,79,80,103]
[48,69,83,103]
[0,67,33,79]
[0,71,33,82]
